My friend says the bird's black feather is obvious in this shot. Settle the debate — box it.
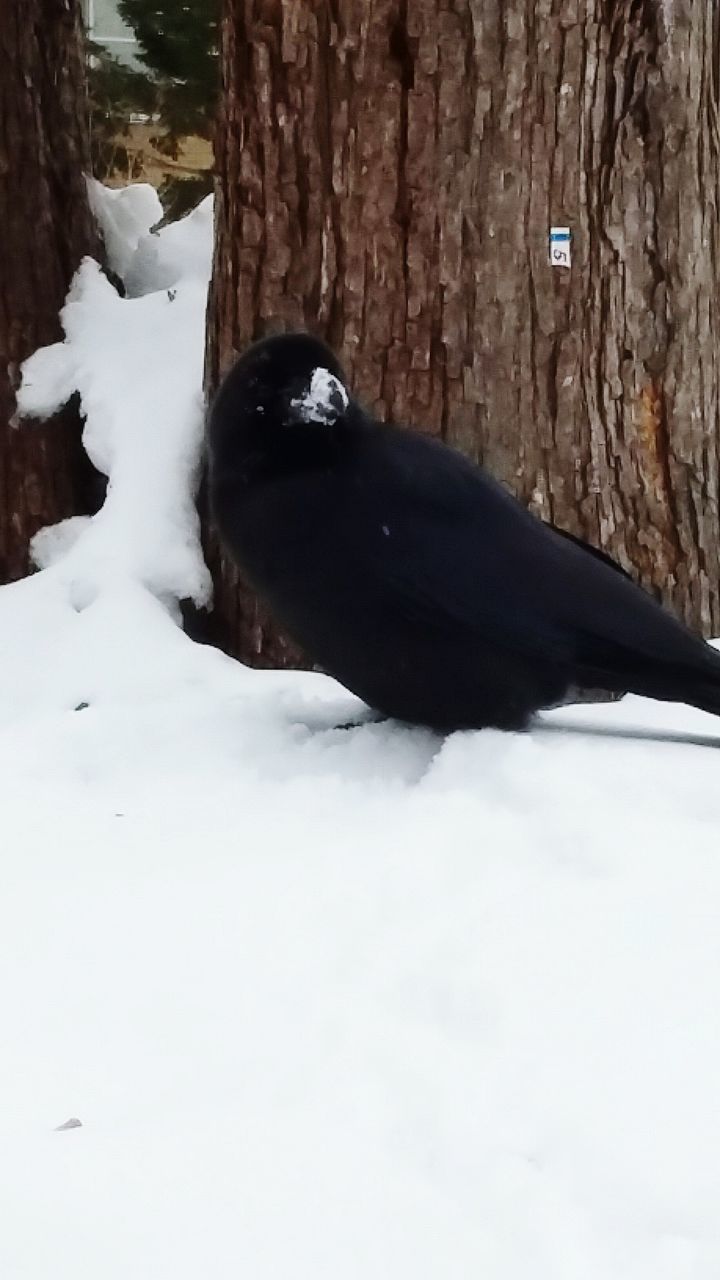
[208,333,720,731]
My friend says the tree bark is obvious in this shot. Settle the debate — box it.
[0,0,102,583]
[206,0,720,663]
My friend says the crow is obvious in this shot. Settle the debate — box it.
[207,332,720,732]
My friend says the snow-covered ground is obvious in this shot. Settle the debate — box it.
[2,185,720,1279]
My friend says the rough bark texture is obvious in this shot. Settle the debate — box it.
[0,0,102,582]
[206,0,720,663]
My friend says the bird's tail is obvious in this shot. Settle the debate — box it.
[632,657,720,721]
[577,639,720,722]
[681,678,720,720]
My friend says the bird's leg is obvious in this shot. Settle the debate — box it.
[332,711,391,731]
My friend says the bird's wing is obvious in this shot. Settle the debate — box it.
[351,426,719,685]
[346,429,575,663]
[547,524,635,582]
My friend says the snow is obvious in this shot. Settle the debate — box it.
[4,182,720,1279]
[88,178,213,299]
[19,258,210,609]
[87,178,163,281]
[124,193,214,297]
[290,366,349,423]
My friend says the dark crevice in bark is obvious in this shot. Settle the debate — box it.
[390,1,413,383]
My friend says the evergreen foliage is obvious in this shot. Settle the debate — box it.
[87,41,157,182]
[86,2,218,209]
[118,0,219,144]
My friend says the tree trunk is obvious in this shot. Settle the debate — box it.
[206,0,720,663]
[0,0,102,583]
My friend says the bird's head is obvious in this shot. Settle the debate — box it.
[208,332,353,482]
[221,331,348,422]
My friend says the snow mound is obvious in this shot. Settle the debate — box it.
[30,515,91,570]
[124,193,214,296]
[87,179,213,297]
[18,258,211,611]
[87,178,163,280]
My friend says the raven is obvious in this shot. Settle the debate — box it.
[208,332,720,732]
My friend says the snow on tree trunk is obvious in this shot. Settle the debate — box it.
[0,0,102,583]
[206,0,720,664]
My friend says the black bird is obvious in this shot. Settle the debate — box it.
[208,332,720,732]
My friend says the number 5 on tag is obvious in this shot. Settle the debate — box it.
[550,227,571,268]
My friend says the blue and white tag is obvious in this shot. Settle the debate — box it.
[549,227,571,268]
